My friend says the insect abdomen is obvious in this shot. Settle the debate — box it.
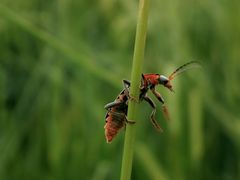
[104,112,126,143]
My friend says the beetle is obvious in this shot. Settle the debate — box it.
[104,80,135,143]
[104,61,201,143]
[138,61,202,131]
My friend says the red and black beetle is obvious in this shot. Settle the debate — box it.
[104,61,201,143]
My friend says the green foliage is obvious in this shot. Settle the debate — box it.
[0,0,240,180]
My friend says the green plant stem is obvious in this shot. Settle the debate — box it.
[120,0,150,180]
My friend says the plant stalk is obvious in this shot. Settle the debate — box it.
[120,0,150,179]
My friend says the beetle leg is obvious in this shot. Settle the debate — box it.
[122,79,139,103]
[150,87,170,121]
[151,87,165,104]
[122,80,131,97]
[126,118,136,124]
[123,79,131,89]
[104,101,123,110]
[129,95,139,103]
[162,104,170,121]
[122,80,130,96]
[104,80,130,110]
[143,95,163,132]
[122,79,132,100]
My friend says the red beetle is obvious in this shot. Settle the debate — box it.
[139,61,202,131]
[104,61,201,143]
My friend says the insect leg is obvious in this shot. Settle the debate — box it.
[126,118,136,124]
[123,79,131,88]
[143,95,163,132]
[104,101,123,110]
[151,87,165,104]
[105,80,130,110]
[122,79,131,97]
[122,79,139,103]
[150,87,170,121]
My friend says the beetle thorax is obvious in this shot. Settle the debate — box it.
[143,74,160,87]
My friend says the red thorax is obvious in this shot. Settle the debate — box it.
[142,74,160,87]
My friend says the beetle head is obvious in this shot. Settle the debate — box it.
[159,75,174,92]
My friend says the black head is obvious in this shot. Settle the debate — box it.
[159,75,173,92]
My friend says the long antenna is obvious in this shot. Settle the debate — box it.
[168,61,202,80]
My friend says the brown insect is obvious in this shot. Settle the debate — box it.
[104,61,202,143]
[104,80,134,143]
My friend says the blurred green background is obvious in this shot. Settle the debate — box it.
[0,0,240,180]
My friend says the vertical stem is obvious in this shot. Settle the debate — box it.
[188,88,203,175]
[120,0,150,180]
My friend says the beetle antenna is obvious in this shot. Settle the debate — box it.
[168,61,202,80]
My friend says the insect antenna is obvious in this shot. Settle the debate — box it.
[168,61,202,80]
